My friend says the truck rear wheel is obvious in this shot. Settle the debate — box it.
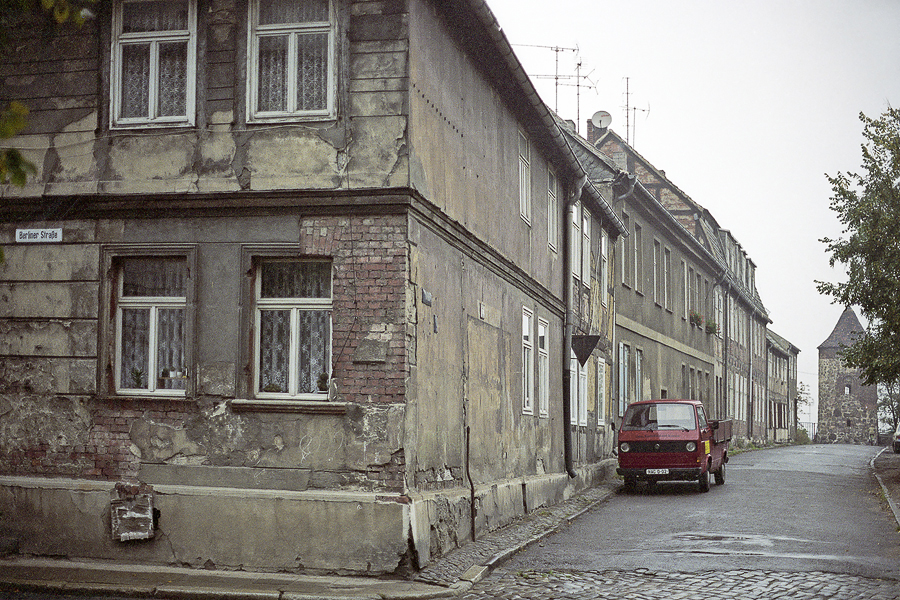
[714,463,726,485]
[698,468,710,493]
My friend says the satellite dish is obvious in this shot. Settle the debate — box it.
[591,110,612,129]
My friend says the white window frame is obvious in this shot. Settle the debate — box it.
[254,259,333,399]
[653,239,661,305]
[597,359,607,426]
[581,212,591,289]
[538,318,549,418]
[663,247,671,309]
[110,0,197,128]
[715,288,724,338]
[572,201,581,281]
[247,0,337,122]
[600,231,609,306]
[522,308,534,415]
[633,223,643,294]
[518,131,531,223]
[548,168,558,252]
[635,349,643,403]
[115,257,188,397]
[569,350,587,426]
[578,359,588,426]
[621,212,631,287]
[618,342,630,414]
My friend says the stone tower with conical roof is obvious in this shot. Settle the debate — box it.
[817,307,878,444]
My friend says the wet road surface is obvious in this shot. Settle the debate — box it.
[463,444,900,599]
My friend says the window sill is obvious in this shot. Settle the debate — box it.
[247,113,336,125]
[102,393,191,403]
[231,399,350,414]
[110,120,195,131]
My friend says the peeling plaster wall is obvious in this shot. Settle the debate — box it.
[0,213,409,488]
[0,0,411,200]
[406,0,562,300]
[0,475,410,573]
[0,211,412,572]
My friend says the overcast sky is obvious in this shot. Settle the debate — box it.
[487,0,900,424]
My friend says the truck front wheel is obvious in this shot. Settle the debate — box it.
[698,467,710,493]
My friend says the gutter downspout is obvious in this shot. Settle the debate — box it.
[562,175,587,479]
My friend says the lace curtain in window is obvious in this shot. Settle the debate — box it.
[122,308,149,389]
[121,45,150,119]
[297,33,328,111]
[122,257,187,297]
[119,258,186,392]
[260,261,331,298]
[119,1,189,120]
[258,309,330,394]
[255,0,330,114]
[123,1,188,32]
[257,34,328,113]
[257,261,332,395]
[259,0,328,25]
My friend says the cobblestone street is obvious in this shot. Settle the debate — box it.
[462,568,900,600]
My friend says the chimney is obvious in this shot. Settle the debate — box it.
[586,118,607,146]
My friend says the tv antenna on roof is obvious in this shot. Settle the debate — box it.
[513,43,577,111]
[513,43,596,135]
[623,77,650,147]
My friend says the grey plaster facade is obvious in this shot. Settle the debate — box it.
[0,0,625,575]
[586,124,776,442]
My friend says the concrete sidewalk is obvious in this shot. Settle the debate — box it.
[0,479,620,599]
[0,558,453,599]
[1,447,897,600]
[873,446,900,528]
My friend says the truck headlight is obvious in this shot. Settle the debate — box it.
[685,442,697,452]
[620,442,630,453]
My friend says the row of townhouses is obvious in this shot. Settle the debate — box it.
[0,0,797,575]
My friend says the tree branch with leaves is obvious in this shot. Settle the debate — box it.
[817,106,900,386]
[0,0,95,185]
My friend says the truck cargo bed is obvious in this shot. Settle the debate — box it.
[712,419,732,443]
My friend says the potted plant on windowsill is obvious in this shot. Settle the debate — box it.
[317,372,330,393]
[689,311,703,328]
[705,320,719,335]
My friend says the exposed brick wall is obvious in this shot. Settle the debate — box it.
[0,397,193,481]
[1,212,411,490]
[305,214,409,405]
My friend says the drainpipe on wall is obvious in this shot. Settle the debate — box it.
[562,175,587,479]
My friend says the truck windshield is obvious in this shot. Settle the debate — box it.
[621,403,697,431]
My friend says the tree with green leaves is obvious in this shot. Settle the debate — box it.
[878,380,900,434]
[0,0,94,185]
[817,106,900,388]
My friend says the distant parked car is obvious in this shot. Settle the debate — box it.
[894,424,900,453]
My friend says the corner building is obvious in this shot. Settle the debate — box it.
[0,0,625,574]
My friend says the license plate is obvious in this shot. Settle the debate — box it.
[646,468,669,475]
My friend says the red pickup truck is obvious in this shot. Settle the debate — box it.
[616,399,731,492]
